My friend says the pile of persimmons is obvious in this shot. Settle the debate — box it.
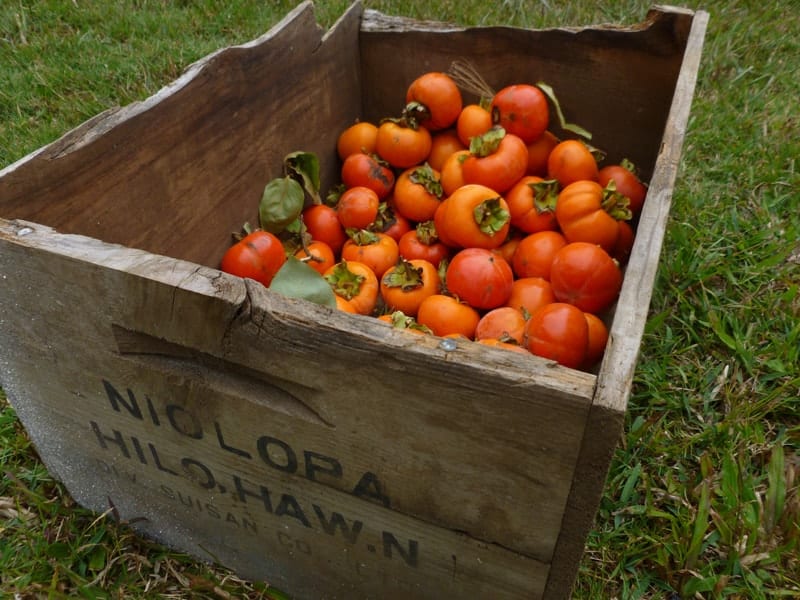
[221,67,647,371]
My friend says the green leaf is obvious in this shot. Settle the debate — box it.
[536,81,592,140]
[259,177,305,234]
[269,256,336,307]
[284,151,321,204]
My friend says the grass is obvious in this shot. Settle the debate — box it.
[1,0,799,598]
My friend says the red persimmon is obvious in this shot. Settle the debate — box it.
[446,247,514,310]
[549,242,623,314]
[525,302,589,369]
[220,230,286,288]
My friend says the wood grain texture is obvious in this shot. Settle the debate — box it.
[0,2,706,598]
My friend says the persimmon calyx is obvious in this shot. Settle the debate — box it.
[473,197,510,236]
[346,228,381,245]
[385,310,432,333]
[530,179,560,214]
[415,220,440,245]
[382,259,424,291]
[468,125,506,157]
[324,261,365,300]
[601,180,633,221]
[410,163,444,198]
[402,101,431,130]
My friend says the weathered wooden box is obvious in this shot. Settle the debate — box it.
[0,3,707,598]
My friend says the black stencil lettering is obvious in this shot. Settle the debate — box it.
[131,436,147,464]
[180,458,216,489]
[145,395,161,426]
[382,532,419,568]
[232,475,273,513]
[215,421,251,459]
[257,436,297,474]
[352,472,391,508]
[165,404,203,439]
[102,380,142,420]
[148,443,178,476]
[313,505,363,544]
[275,494,311,528]
[90,421,129,458]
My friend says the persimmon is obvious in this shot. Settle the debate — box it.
[398,222,451,267]
[405,71,463,131]
[416,294,481,339]
[293,240,335,275]
[547,139,599,187]
[505,277,555,317]
[474,306,527,345]
[302,204,347,255]
[393,163,444,223]
[511,230,567,280]
[435,184,511,250]
[324,260,379,316]
[341,231,399,279]
[341,152,395,199]
[461,127,528,194]
[440,149,470,197]
[380,258,440,317]
[337,121,378,160]
[336,186,380,230]
[525,302,589,369]
[583,312,609,369]
[505,175,559,234]
[427,130,466,171]
[456,103,493,146]
[375,120,432,169]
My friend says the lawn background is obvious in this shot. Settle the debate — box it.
[1,1,798,598]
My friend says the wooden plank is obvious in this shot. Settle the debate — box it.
[544,8,710,599]
[0,219,595,574]
[0,1,363,270]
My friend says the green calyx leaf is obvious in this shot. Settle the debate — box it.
[269,256,336,307]
[415,220,439,245]
[409,163,444,198]
[468,125,506,157]
[324,260,364,300]
[259,177,305,234]
[473,197,510,235]
[284,151,321,204]
[601,180,633,221]
[535,81,592,140]
[347,228,381,245]
[382,258,424,291]
[384,310,432,334]
[530,179,560,214]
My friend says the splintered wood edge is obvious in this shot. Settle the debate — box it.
[361,3,691,33]
[545,9,710,599]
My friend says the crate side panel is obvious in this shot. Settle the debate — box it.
[0,2,363,269]
[359,9,689,181]
[0,221,593,575]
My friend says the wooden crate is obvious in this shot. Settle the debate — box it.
[0,2,708,598]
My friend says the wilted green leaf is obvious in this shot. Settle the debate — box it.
[536,81,592,140]
[269,256,336,307]
[285,151,322,204]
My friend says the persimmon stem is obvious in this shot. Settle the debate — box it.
[448,59,495,99]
